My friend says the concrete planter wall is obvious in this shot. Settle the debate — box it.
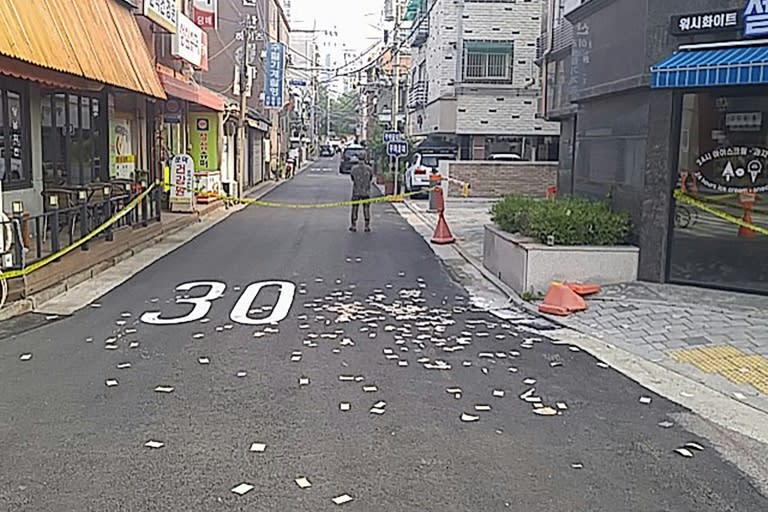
[483,224,639,294]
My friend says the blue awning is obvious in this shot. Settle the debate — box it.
[651,46,768,89]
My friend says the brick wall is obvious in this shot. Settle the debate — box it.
[446,161,557,198]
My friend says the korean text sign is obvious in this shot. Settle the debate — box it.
[189,114,219,172]
[264,42,286,110]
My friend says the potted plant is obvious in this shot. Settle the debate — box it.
[380,171,395,195]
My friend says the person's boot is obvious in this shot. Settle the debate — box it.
[364,224,371,233]
[349,225,357,232]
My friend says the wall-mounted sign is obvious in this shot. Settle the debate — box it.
[725,112,763,132]
[670,10,741,35]
[745,0,768,37]
[192,0,217,29]
[143,0,179,34]
[695,146,768,192]
[172,13,206,69]
[264,42,286,110]
[164,99,182,124]
[189,114,219,172]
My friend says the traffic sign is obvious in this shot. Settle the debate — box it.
[384,131,404,143]
[387,140,409,157]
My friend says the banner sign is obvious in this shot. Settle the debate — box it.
[144,0,179,33]
[192,0,218,29]
[172,12,206,69]
[170,154,195,204]
[264,42,286,110]
[189,114,219,172]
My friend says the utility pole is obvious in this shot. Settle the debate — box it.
[237,15,257,198]
[391,0,402,195]
[326,90,331,139]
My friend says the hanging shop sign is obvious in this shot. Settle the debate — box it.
[670,9,741,35]
[172,12,206,69]
[189,114,220,172]
[695,146,768,192]
[144,0,179,34]
[164,99,182,124]
[264,42,286,110]
[192,0,218,29]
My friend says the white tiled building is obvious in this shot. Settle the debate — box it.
[406,0,559,160]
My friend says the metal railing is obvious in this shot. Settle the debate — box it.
[408,81,427,109]
[0,185,162,273]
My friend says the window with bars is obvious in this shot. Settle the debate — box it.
[463,41,514,83]
[0,79,31,190]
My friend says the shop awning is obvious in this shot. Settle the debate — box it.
[0,0,165,99]
[651,45,768,89]
[158,73,226,112]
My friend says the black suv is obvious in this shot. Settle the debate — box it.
[319,145,333,157]
[339,145,367,174]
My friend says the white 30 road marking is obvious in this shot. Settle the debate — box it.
[230,281,296,325]
[140,281,296,326]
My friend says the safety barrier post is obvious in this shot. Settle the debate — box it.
[48,194,61,255]
[141,180,149,227]
[78,189,89,251]
[428,171,441,213]
[123,183,133,227]
[11,201,24,266]
[154,180,162,222]
[103,185,114,242]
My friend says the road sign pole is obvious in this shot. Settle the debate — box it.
[395,156,400,196]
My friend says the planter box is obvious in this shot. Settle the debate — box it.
[383,181,395,195]
[483,224,639,295]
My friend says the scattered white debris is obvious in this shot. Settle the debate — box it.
[460,413,480,422]
[568,346,581,352]
[249,443,267,452]
[299,376,310,386]
[340,402,351,411]
[369,407,386,415]
[493,390,506,398]
[674,448,694,458]
[684,442,704,451]
[295,477,312,489]
[237,371,248,378]
[144,440,164,449]
[550,361,563,368]
[508,367,518,373]
[523,378,537,385]
[362,385,378,393]
[117,362,132,370]
[373,401,386,409]
[734,392,747,400]
[639,396,652,405]
[192,333,205,340]
[474,404,492,412]
[332,494,354,505]
[231,483,255,495]
[533,407,558,416]
[658,420,674,428]
[198,357,210,365]
[105,379,119,387]
[19,353,32,361]
[596,362,610,369]
[571,463,584,469]
[556,402,568,410]
[154,386,174,393]
[129,342,140,349]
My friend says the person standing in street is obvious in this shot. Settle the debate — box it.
[349,155,373,232]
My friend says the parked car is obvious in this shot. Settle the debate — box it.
[320,145,334,157]
[404,152,455,196]
[339,145,367,173]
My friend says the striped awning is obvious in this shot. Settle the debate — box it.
[651,45,768,89]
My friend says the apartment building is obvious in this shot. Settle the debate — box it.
[288,29,320,157]
[405,0,559,160]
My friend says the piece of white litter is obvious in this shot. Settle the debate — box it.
[550,361,563,368]
[508,367,518,373]
[154,386,174,393]
[568,346,581,352]
[597,362,610,369]
[674,448,694,458]
[129,342,140,349]
[237,371,248,378]
[680,391,694,398]
[291,355,302,362]
[231,483,255,495]
[354,376,365,382]
[639,396,652,405]
[332,494,354,505]
[460,413,480,422]
[144,440,164,449]
[249,443,267,452]
[339,375,355,382]
[493,390,506,398]
[198,357,210,365]
[373,401,386,409]
[369,408,386,415]
[362,385,378,393]
[533,407,558,416]
[734,392,747,400]
[658,420,674,428]
[523,378,537,385]
[533,403,544,409]
[556,402,568,410]
[192,333,205,340]
[105,379,119,387]
[684,442,704,451]
[474,404,492,412]
[481,368,489,375]
[105,344,118,350]
[117,362,132,369]
[19,353,32,361]
[446,387,462,394]
[340,402,351,411]
[125,328,137,335]
[299,377,310,386]
[571,463,584,469]
[295,477,312,489]
[398,360,408,367]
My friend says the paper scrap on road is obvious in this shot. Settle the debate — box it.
[639,396,652,405]
[556,402,568,410]
[523,378,537,385]
[295,477,312,489]
[332,494,354,505]
[460,413,480,422]
[237,371,248,378]
[571,463,584,469]
[684,442,704,451]
[674,448,694,458]
[231,483,255,495]
[340,402,351,411]
[533,407,558,416]
[369,407,386,415]
[249,443,267,452]
[658,420,674,428]
[474,404,492,412]
[299,377,310,386]
[192,333,205,339]
[129,342,140,349]
[198,357,210,365]
[596,362,610,369]
[493,390,506,398]
[117,362,132,369]
[105,379,119,387]
[19,353,32,361]
[154,386,175,393]
[144,440,164,449]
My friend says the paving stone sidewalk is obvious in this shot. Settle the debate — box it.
[404,198,768,414]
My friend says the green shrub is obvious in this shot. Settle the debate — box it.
[491,195,631,246]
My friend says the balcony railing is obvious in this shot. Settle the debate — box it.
[536,32,549,62]
[552,21,574,53]
[411,22,429,47]
[408,81,427,109]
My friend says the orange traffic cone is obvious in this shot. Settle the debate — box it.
[565,282,602,296]
[738,208,757,238]
[432,211,456,244]
[538,282,588,316]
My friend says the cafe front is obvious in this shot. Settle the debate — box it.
[652,1,768,293]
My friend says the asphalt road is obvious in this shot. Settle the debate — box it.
[0,157,766,511]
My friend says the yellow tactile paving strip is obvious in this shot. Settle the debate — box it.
[672,346,768,394]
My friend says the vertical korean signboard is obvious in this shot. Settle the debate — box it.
[143,0,179,33]
[264,42,286,110]
[193,0,218,29]
[189,114,219,172]
[172,12,207,70]
[170,154,195,212]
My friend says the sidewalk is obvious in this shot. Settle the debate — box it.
[398,197,768,417]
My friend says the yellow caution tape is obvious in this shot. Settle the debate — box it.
[0,184,157,281]
[674,190,768,236]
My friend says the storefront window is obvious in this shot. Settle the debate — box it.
[42,91,105,186]
[670,90,768,293]
[0,81,31,190]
